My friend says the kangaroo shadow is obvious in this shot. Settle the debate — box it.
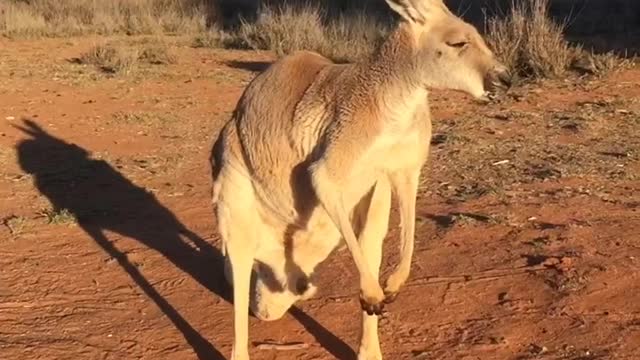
[14,119,353,359]
[14,119,228,359]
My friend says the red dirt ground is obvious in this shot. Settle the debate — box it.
[1,37,639,360]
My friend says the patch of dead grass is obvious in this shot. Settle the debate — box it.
[570,51,635,76]
[321,12,389,63]
[192,30,234,48]
[196,1,624,74]
[4,0,629,78]
[2,215,28,236]
[111,110,179,125]
[0,0,206,37]
[38,208,77,225]
[76,39,177,74]
[77,43,140,74]
[138,41,178,65]
[219,5,389,63]
[234,5,328,57]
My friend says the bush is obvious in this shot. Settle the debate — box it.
[486,0,575,78]
[228,5,388,63]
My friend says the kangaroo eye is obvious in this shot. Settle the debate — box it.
[447,41,468,48]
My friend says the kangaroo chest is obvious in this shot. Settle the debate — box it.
[369,109,432,175]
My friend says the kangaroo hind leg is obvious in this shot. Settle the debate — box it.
[384,169,420,302]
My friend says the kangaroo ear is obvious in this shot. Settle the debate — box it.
[385,0,445,24]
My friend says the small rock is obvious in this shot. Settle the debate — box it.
[492,113,511,121]
[5,116,15,121]
[529,343,548,355]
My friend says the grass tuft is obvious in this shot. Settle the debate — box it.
[3,215,28,235]
[138,41,178,65]
[485,0,629,79]
[233,5,328,56]
[76,39,177,74]
[78,43,140,74]
[38,208,77,225]
[192,30,231,48]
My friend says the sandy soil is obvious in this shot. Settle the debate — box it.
[1,36,639,360]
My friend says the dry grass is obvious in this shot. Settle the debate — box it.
[212,1,623,72]
[0,0,206,37]
[111,110,179,124]
[234,5,327,55]
[486,0,575,78]
[572,50,635,76]
[192,30,234,48]
[2,0,628,77]
[76,38,177,74]
[77,43,140,74]
[321,12,389,63]
[484,0,628,79]
[216,5,388,63]
[138,41,178,64]
[38,208,77,225]
[2,215,28,235]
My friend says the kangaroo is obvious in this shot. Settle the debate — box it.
[210,0,511,358]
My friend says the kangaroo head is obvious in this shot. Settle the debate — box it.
[385,0,512,99]
[223,252,317,322]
